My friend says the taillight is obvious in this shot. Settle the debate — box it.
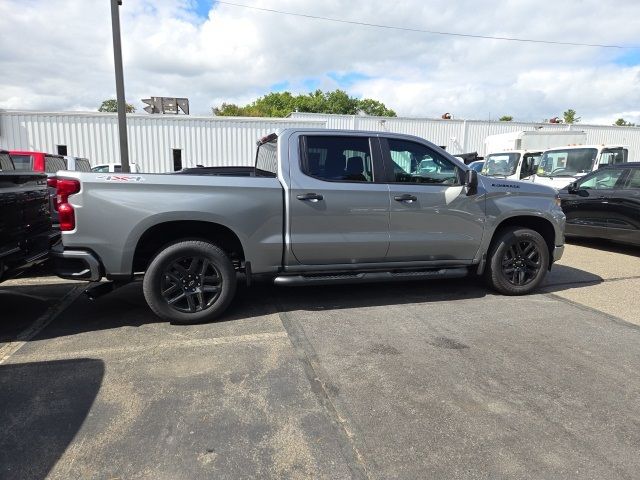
[56,179,81,231]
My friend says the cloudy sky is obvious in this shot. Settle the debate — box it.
[1,0,639,124]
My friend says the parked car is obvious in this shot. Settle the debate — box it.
[0,150,56,282]
[558,163,640,246]
[528,145,629,190]
[53,129,565,323]
[91,163,140,173]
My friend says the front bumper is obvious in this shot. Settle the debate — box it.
[51,243,102,281]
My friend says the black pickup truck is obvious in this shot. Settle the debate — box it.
[0,150,55,282]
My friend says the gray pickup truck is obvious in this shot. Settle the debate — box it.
[53,129,565,323]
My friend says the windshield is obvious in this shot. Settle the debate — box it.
[481,153,520,177]
[537,148,597,177]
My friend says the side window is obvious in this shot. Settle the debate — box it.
[578,169,624,190]
[599,148,628,165]
[302,136,373,182]
[521,153,542,179]
[388,139,460,185]
[91,165,109,173]
[624,170,640,189]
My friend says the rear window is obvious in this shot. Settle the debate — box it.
[11,154,32,170]
[255,138,278,176]
[0,153,15,171]
[74,158,92,172]
[45,155,67,173]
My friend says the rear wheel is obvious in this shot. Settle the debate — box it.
[485,227,549,295]
[143,240,237,324]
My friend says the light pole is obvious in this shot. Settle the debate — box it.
[110,0,131,173]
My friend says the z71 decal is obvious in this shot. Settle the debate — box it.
[97,175,145,182]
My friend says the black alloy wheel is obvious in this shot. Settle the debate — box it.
[485,227,550,295]
[143,240,237,324]
[500,239,542,287]
[161,256,223,313]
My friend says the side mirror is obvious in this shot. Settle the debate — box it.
[465,169,478,196]
[567,182,578,194]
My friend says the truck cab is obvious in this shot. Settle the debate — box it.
[528,145,629,190]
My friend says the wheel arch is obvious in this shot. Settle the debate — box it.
[489,215,556,269]
[132,220,245,273]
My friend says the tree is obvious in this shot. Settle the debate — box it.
[499,115,513,122]
[614,118,636,127]
[98,99,136,113]
[212,89,396,118]
[562,109,580,124]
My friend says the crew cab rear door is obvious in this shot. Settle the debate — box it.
[288,134,390,265]
[380,137,484,262]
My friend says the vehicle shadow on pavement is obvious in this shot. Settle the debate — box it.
[0,358,104,480]
[0,283,79,345]
[543,264,604,292]
[5,265,607,341]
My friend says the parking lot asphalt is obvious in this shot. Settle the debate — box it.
[1,241,639,479]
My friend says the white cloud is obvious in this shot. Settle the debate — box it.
[1,0,639,124]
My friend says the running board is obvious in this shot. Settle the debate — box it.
[273,267,469,286]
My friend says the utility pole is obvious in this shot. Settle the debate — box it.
[110,0,130,173]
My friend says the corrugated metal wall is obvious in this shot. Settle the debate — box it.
[2,110,639,172]
[0,111,324,172]
[290,112,640,160]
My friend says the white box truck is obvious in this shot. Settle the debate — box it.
[482,130,587,181]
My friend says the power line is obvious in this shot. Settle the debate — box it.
[216,1,638,49]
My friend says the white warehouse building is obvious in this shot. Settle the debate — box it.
[1,109,639,172]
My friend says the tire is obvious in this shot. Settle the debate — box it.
[485,227,549,295]
[143,240,237,324]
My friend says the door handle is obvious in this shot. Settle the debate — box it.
[297,193,324,202]
[394,194,417,202]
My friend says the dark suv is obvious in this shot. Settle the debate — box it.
[559,163,640,246]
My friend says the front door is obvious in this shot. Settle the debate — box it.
[381,138,484,262]
[607,168,640,244]
[288,134,390,265]
[562,168,627,238]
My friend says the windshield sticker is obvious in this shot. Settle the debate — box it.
[97,175,145,182]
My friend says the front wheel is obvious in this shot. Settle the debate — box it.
[485,227,549,295]
[143,240,237,324]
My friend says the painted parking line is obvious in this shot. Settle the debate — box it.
[11,331,289,362]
